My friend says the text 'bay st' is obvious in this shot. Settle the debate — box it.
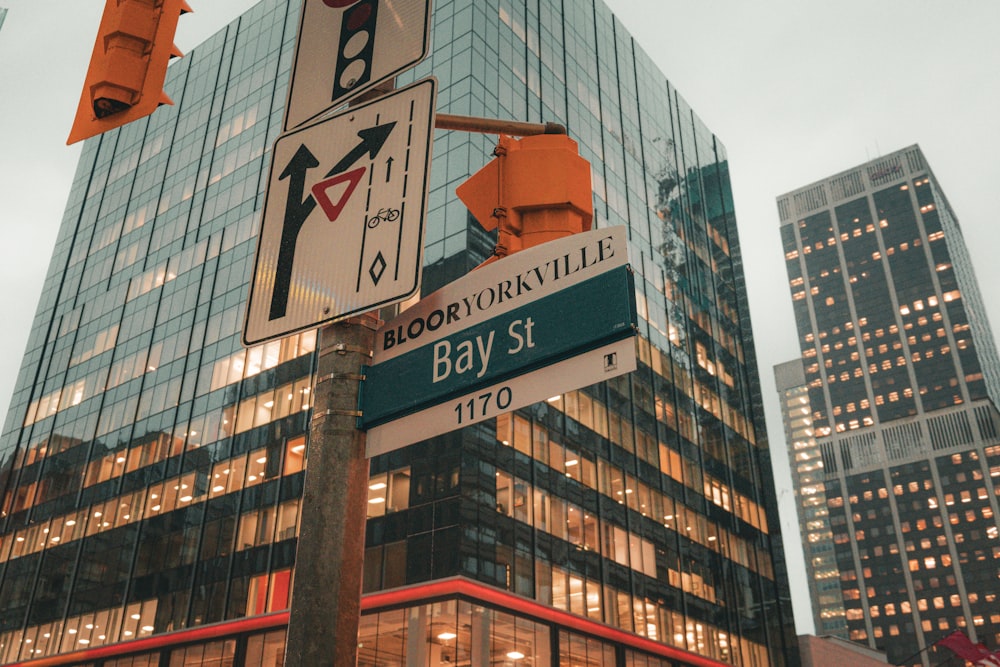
[362,227,639,454]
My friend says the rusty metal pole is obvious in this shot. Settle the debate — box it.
[285,313,377,667]
[434,113,565,136]
[282,80,390,667]
[281,107,572,667]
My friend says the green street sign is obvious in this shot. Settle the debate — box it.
[362,264,636,428]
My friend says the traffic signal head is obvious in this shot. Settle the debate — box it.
[331,0,378,102]
[68,0,191,145]
[457,133,593,262]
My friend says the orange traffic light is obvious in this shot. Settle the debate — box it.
[457,133,593,263]
[68,0,191,145]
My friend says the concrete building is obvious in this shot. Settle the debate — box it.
[0,1,797,665]
[777,145,1000,665]
[798,634,887,667]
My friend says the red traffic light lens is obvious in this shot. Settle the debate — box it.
[345,3,372,30]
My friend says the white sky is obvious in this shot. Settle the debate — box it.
[1,0,999,636]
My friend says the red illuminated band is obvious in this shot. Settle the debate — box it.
[12,578,729,667]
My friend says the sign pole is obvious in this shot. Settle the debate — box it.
[284,313,378,667]
[268,2,432,663]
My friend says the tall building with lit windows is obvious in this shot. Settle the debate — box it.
[774,359,847,639]
[0,1,797,666]
[777,145,1000,666]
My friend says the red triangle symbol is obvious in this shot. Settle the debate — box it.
[312,166,366,222]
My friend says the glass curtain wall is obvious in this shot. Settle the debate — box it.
[0,0,795,665]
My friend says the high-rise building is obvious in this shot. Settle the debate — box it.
[774,359,846,638]
[0,8,7,33]
[0,1,797,665]
[777,145,1000,665]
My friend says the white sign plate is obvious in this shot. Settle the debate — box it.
[365,337,638,457]
[371,226,630,365]
[243,77,437,346]
[284,0,432,131]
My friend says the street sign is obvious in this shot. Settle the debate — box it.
[243,77,437,346]
[366,338,637,457]
[360,226,638,453]
[284,0,432,131]
[362,264,637,427]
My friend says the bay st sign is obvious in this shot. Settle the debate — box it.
[362,226,639,455]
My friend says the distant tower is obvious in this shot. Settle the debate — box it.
[777,144,1000,665]
[774,359,847,638]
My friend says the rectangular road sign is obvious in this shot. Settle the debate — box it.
[284,0,432,131]
[371,225,629,363]
[362,265,637,428]
[366,337,637,457]
[359,226,637,452]
[243,77,436,346]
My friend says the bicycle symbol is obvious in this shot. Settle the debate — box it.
[366,207,400,228]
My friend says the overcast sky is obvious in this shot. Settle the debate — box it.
[1,0,998,635]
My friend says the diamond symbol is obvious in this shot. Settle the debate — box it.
[369,252,387,285]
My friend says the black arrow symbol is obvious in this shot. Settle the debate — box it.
[269,143,319,321]
[385,156,394,182]
[324,122,397,177]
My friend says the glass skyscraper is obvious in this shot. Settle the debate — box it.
[778,145,1000,665]
[0,1,796,665]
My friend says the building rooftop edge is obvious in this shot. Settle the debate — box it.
[777,143,922,201]
[799,634,888,661]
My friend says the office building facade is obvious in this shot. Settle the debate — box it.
[778,145,1000,665]
[0,1,796,665]
[773,359,847,638]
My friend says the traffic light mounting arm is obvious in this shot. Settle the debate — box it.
[435,113,566,137]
